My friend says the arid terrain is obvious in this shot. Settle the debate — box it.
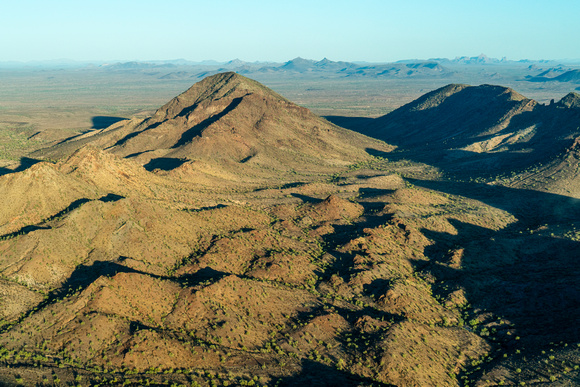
[0,62,579,386]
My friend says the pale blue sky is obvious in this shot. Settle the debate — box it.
[1,0,578,62]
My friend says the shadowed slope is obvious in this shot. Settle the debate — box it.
[364,84,538,149]
[342,85,580,196]
[363,85,580,163]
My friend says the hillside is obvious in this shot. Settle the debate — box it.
[364,84,537,149]
[34,72,390,183]
[0,75,579,386]
[351,85,580,188]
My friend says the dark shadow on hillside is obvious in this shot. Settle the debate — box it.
[373,146,557,180]
[172,96,245,148]
[110,115,164,149]
[279,182,307,189]
[49,198,90,218]
[0,157,42,177]
[340,100,580,178]
[11,257,230,333]
[357,187,395,200]
[183,204,228,213]
[332,303,404,327]
[91,116,127,129]
[50,129,98,146]
[0,194,123,241]
[144,157,187,171]
[177,267,230,287]
[404,178,580,349]
[290,193,323,203]
[252,182,307,193]
[239,154,254,163]
[111,128,147,148]
[363,278,395,298]
[407,178,580,226]
[416,217,580,347]
[317,206,391,282]
[183,203,227,212]
[375,108,541,151]
[50,258,143,300]
[45,194,123,217]
[0,224,51,240]
[276,359,395,387]
[99,193,125,203]
[0,198,91,241]
[365,147,391,159]
[323,115,374,131]
[0,258,166,333]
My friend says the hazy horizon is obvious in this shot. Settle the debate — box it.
[2,54,580,67]
[2,0,578,63]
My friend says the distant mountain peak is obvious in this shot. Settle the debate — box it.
[223,58,246,67]
[288,57,310,62]
[450,54,503,65]
[280,57,317,71]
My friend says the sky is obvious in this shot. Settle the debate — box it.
[1,0,578,63]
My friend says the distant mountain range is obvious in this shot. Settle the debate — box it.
[4,55,579,79]
[95,57,453,80]
[93,56,580,83]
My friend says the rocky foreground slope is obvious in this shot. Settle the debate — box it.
[0,75,578,386]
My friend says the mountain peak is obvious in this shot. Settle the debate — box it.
[151,72,287,122]
[41,73,390,176]
[181,71,276,97]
